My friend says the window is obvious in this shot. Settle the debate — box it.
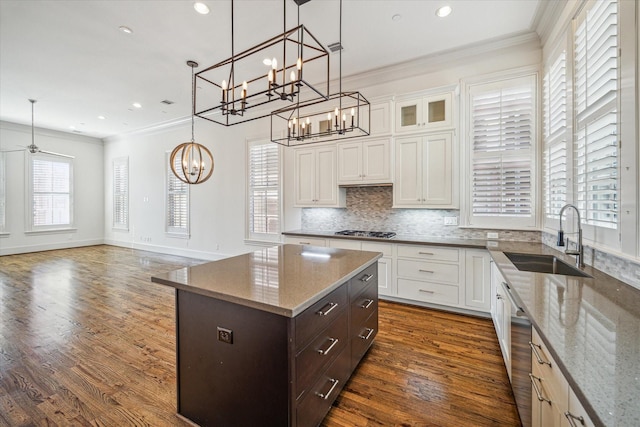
[0,152,5,233]
[166,152,189,236]
[113,157,129,230]
[574,0,618,229]
[247,139,281,242]
[29,153,74,230]
[543,50,568,220]
[467,74,537,229]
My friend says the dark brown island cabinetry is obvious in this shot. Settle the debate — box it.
[151,245,381,427]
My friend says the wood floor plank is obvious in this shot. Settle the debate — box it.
[0,245,521,426]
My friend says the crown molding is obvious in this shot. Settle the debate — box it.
[0,120,103,145]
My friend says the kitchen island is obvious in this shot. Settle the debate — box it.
[151,244,381,427]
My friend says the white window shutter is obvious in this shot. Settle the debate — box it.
[247,141,280,241]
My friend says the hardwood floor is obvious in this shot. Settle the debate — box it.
[0,245,520,427]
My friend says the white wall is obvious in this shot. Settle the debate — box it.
[0,121,104,255]
[102,35,540,260]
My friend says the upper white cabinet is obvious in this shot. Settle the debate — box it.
[294,145,345,207]
[337,138,392,185]
[395,91,453,133]
[364,100,392,136]
[393,132,455,208]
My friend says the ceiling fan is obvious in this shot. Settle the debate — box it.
[0,99,73,159]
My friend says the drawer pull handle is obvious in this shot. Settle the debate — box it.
[317,302,338,316]
[317,337,339,356]
[418,252,434,255]
[529,342,552,367]
[359,328,375,340]
[317,378,339,400]
[418,269,434,274]
[529,373,551,404]
[360,274,374,282]
[419,289,435,294]
[361,299,374,309]
[565,412,585,427]
[300,241,311,245]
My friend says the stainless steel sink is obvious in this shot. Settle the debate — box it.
[503,252,592,278]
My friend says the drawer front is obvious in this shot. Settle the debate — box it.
[397,278,459,305]
[397,244,459,262]
[350,280,378,328]
[531,329,568,406]
[351,309,378,370]
[284,236,327,247]
[349,263,378,298]
[361,241,392,257]
[296,346,351,427]
[296,285,348,346]
[296,311,349,398]
[328,239,362,250]
[396,259,459,284]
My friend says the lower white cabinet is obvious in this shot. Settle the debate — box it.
[530,328,595,427]
[491,261,511,377]
[283,236,327,247]
[465,250,491,311]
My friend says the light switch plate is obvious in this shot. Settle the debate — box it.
[443,216,458,226]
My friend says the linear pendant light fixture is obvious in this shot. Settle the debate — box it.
[193,0,330,127]
[170,61,214,185]
[270,0,370,146]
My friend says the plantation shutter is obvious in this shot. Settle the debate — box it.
[166,153,189,235]
[469,75,536,227]
[574,0,618,229]
[31,155,72,228]
[543,51,567,219]
[248,141,280,240]
[113,157,129,229]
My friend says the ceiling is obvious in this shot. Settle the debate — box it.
[0,0,541,139]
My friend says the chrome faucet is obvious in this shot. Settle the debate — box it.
[557,204,585,268]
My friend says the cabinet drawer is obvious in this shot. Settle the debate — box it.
[397,244,459,262]
[351,309,378,370]
[350,280,378,328]
[397,259,459,284]
[397,278,459,305]
[531,328,568,406]
[361,241,392,257]
[296,346,351,427]
[328,239,362,250]
[296,310,349,399]
[349,263,378,298]
[296,285,348,346]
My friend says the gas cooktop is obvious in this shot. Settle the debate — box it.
[334,230,396,239]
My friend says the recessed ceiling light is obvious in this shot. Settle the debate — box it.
[118,25,133,34]
[436,5,452,18]
[194,2,210,14]
[392,14,402,22]
[69,125,75,130]
[98,115,105,120]
[132,102,142,109]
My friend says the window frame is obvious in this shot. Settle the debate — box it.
[26,152,75,233]
[462,70,539,230]
[166,151,190,238]
[245,138,282,244]
[0,152,6,234]
[112,156,129,231]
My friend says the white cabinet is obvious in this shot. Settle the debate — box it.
[337,138,392,185]
[328,239,394,296]
[395,92,453,133]
[464,250,491,311]
[363,100,392,136]
[393,133,455,208]
[491,261,511,376]
[283,236,326,246]
[294,145,345,207]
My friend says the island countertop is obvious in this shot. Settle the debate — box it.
[151,244,381,317]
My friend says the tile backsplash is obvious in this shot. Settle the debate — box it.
[301,186,540,241]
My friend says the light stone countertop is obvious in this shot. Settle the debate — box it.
[283,230,640,427]
[151,244,381,317]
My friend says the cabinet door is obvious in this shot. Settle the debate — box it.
[375,257,393,296]
[464,250,491,312]
[395,98,423,133]
[393,136,422,206]
[423,92,453,131]
[315,146,338,205]
[337,142,362,183]
[367,101,391,136]
[422,132,453,206]
[362,139,391,183]
[295,148,316,205]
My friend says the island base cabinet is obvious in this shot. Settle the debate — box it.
[176,290,290,427]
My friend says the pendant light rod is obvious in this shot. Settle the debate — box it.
[29,99,36,149]
[187,60,198,142]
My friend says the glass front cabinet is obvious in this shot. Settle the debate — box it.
[395,91,453,133]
